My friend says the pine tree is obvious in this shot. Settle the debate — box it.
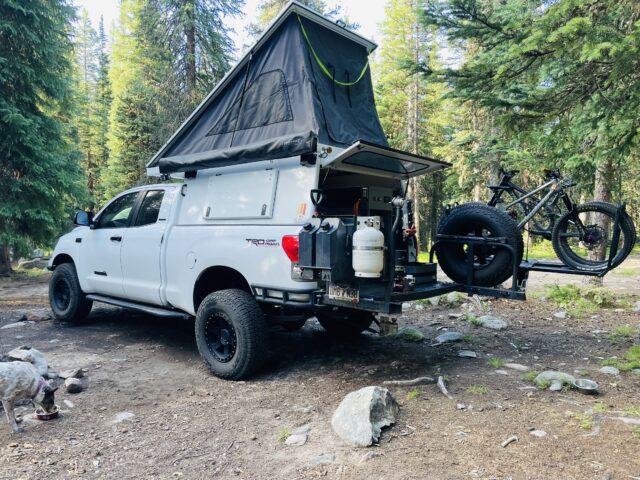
[74,9,100,205]
[104,0,242,200]
[249,0,356,37]
[0,0,87,275]
[375,0,450,245]
[91,16,112,203]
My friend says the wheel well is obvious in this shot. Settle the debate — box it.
[51,254,74,269]
[193,266,251,312]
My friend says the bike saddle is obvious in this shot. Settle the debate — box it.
[499,168,519,177]
[544,169,562,179]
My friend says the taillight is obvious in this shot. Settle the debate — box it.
[282,235,299,263]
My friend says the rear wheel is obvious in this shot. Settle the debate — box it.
[49,263,92,322]
[436,203,524,287]
[552,202,636,271]
[316,308,374,337]
[195,289,269,379]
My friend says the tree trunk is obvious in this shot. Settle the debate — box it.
[0,245,12,276]
[406,10,421,245]
[587,157,613,285]
[184,1,197,95]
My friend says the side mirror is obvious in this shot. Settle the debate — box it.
[73,211,93,227]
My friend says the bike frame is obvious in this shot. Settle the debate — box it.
[488,174,577,236]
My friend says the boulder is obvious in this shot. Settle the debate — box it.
[65,377,83,394]
[17,258,49,270]
[599,366,620,376]
[477,315,507,330]
[331,386,399,447]
[433,332,464,345]
[534,371,575,388]
[395,327,425,342]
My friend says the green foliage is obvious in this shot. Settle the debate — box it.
[462,334,480,344]
[487,358,505,369]
[406,388,421,400]
[0,0,88,270]
[593,402,607,414]
[466,385,490,395]
[522,370,539,383]
[575,413,595,430]
[601,345,640,372]
[609,325,638,344]
[536,379,552,390]
[420,0,640,233]
[277,427,291,442]
[544,284,618,317]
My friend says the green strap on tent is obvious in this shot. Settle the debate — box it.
[297,15,369,87]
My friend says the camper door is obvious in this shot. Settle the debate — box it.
[321,141,450,180]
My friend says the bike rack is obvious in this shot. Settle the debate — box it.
[428,202,629,299]
[520,203,627,278]
[430,234,526,300]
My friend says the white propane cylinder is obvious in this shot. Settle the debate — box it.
[352,222,385,278]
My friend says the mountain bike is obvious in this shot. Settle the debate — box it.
[487,169,636,271]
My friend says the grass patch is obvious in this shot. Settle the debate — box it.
[462,334,480,345]
[614,267,639,277]
[406,388,420,400]
[633,429,640,439]
[593,401,608,414]
[623,407,640,417]
[464,312,483,327]
[601,345,640,372]
[487,358,506,369]
[575,413,595,430]
[523,242,558,260]
[536,379,552,390]
[522,370,539,383]
[609,325,638,343]
[545,284,619,318]
[466,385,490,395]
[277,427,292,442]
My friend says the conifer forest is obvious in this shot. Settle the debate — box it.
[1,0,639,274]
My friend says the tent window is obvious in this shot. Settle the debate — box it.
[207,70,293,136]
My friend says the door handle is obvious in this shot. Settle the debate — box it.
[110,235,122,242]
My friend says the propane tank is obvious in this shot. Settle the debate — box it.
[352,217,384,278]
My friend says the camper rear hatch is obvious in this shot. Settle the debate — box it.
[321,140,450,180]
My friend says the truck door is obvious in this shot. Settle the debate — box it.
[120,189,170,305]
[81,191,140,298]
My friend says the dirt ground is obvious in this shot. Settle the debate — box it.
[0,261,639,480]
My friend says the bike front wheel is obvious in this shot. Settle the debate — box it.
[552,202,636,271]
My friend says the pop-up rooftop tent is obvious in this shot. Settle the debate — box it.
[147,1,449,178]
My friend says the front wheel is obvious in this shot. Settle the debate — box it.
[195,289,269,380]
[49,263,93,322]
[552,202,636,271]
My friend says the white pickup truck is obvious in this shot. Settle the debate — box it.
[48,3,524,379]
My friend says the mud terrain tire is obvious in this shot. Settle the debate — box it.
[49,263,93,322]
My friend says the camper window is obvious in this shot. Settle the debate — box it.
[207,70,293,136]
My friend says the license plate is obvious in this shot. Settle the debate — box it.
[328,284,359,303]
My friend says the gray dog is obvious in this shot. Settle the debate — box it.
[0,361,58,433]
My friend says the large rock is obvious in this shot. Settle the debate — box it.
[534,371,575,388]
[65,377,83,394]
[477,315,507,330]
[433,332,464,345]
[17,258,49,270]
[395,327,425,342]
[331,386,399,447]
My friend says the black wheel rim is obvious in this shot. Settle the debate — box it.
[558,209,623,267]
[53,278,71,311]
[204,312,237,363]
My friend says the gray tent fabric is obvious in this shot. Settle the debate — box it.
[152,9,387,174]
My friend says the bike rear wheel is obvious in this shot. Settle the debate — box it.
[552,202,636,271]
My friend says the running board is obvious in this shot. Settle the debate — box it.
[86,294,192,319]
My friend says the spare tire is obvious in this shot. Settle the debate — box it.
[436,203,523,287]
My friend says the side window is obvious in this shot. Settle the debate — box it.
[135,190,165,227]
[96,192,138,229]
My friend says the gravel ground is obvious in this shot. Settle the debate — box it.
[0,266,639,480]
